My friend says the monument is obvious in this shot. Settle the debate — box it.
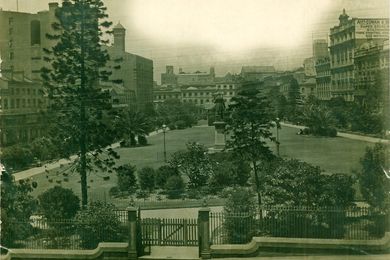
[209,94,226,153]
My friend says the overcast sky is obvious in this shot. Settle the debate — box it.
[1,0,389,82]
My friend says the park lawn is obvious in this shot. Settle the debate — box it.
[29,126,215,201]
[29,124,372,203]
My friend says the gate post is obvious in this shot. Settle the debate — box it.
[127,206,138,260]
[198,207,211,259]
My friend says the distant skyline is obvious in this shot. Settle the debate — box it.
[0,0,389,82]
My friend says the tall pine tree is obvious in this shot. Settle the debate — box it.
[41,0,119,207]
[225,82,277,208]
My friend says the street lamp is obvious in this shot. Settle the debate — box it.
[162,124,167,162]
[275,118,280,156]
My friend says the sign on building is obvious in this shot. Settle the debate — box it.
[355,19,389,39]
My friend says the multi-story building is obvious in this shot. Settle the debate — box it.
[329,9,389,101]
[106,23,154,112]
[0,3,58,80]
[181,84,216,108]
[315,56,332,100]
[176,67,215,86]
[215,73,241,105]
[153,86,182,107]
[354,40,389,105]
[313,39,329,59]
[0,3,57,146]
[0,76,48,146]
[240,66,276,81]
[161,66,178,85]
[303,57,316,77]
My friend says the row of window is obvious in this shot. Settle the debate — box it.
[330,31,354,45]
[6,88,41,96]
[2,98,45,110]
[216,85,235,89]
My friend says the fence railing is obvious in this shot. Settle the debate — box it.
[210,206,388,245]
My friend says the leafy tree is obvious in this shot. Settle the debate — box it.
[74,201,124,249]
[327,97,349,128]
[208,152,251,194]
[263,159,355,208]
[170,142,213,189]
[164,175,185,199]
[225,84,276,207]
[156,98,198,128]
[115,110,152,147]
[41,0,119,207]
[1,144,34,170]
[1,169,37,247]
[30,137,59,161]
[357,143,389,210]
[137,167,155,193]
[155,165,178,189]
[223,187,256,244]
[38,186,80,220]
[261,159,355,239]
[116,164,137,194]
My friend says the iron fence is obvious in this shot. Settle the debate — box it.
[210,206,388,245]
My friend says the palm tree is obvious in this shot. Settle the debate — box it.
[115,110,152,147]
[303,104,335,136]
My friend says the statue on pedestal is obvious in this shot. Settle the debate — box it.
[209,94,226,153]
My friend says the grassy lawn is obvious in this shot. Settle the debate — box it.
[29,124,373,203]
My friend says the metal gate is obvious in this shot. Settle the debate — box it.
[140,218,198,246]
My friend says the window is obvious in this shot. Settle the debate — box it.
[30,20,41,45]
[3,99,8,109]
[8,40,13,48]
[9,52,14,60]
[9,17,13,25]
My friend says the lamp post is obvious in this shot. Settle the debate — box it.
[162,124,167,162]
[276,118,280,156]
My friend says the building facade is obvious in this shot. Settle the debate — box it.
[354,40,389,105]
[0,77,48,146]
[106,23,154,112]
[315,56,332,100]
[161,66,177,85]
[0,3,58,80]
[313,39,329,59]
[329,9,389,101]
[240,66,276,81]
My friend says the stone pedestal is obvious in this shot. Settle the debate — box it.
[209,121,226,153]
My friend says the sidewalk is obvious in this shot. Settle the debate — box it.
[13,129,162,181]
[281,122,390,144]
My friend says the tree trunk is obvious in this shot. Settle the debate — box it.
[252,160,263,219]
[80,3,88,208]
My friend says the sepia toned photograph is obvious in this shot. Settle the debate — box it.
[0,0,389,259]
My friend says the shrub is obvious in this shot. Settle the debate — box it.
[1,144,34,170]
[325,127,337,137]
[138,135,148,146]
[155,165,178,189]
[223,187,257,244]
[167,123,176,130]
[164,175,185,199]
[175,120,186,129]
[38,186,80,221]
[137,167,155,193]
[109,186,120,197]
[74,201,125,249]
[116,164,137,194]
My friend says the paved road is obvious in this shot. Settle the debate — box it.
[12,130,162,181]
[281,122,390,144]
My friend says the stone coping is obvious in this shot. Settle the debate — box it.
[2,242,128,260]
[211,233,390,257]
